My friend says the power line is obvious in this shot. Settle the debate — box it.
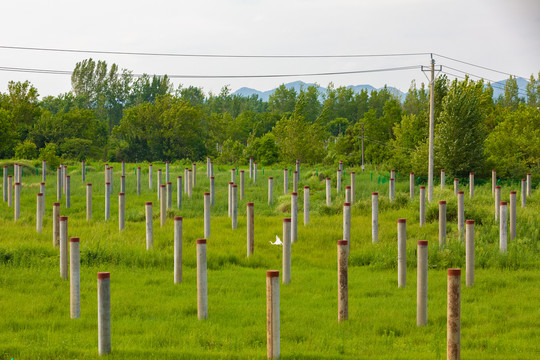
[441,67,529,97]
[0,45,431,59]
[433,53,529,80]
[0,65,421,79]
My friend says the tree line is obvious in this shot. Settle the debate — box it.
[0,58,538,179]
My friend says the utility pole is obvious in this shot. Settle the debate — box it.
[361,123,365,172]
[427,57,435,202]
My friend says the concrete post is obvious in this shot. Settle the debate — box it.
[228,182,233,217]
[40,182,45,217]
[197,239,208,320]
[13,163,17,184]
[526,173,532,197]
[231,168,236,184]
[184,168,188,194]
[397,219,406,288]
[120,175,125,194]
[521,179,526,208]
[500,201,507,252]
[282,219,291,284]
[60,216,68,280]
[337,240,348,322]
[495,186,501,221]
[441,169,445,190]
[160,185,166,227]
[492,169,497,196]
[174,216,182,284]
[70,237,80,319]
[37,193,43,233]
[350,171,356,203]
[304,186,310,226]
[465,220,474,287]
[145,202,153,250]
[192,163,196,188]
[2,166,6,202]
[439,201,447,247]
[66,175,71,208]
[410,172,415,198]
[149,164,153,189]
[137,167,141,195]
[283,169,288,195]
[337,169,342,193]
[7,175,12,207]
[177,176,182,208]
[187,170,192,198]
[232,185,238,230]
[345,186,351,203]
[268,177,274,206]
[157,169,162,201]
[447,269,461,360]
[207,157,210,178]
[63,165,67,194]
[343,202,351,254]
[372,193,378,243]
[247,202,254,257]
[419,186,426,227]
[85,183,93,221]
[240,170,245,201]
[204,192,210,239]
[249,157,253,179]
[291,192,298,243]
[390,169,395,180]
[293,170,298,193]
[57,168,62,201]
[165,162,169,183]
[266,270,280,359]
[457,191,464,238]
[253,162,257,183]
[389,178,395,202]
[14,182,20,221]
[53,202,60,247]
[509,191,516,240]
[105,183,111,221]
[469,172,474,199]
[167,182,172,209]
[98,272,111,355]
[118,193,125,231]
[417,240,428,326]
[121,161,125,177]
[210,177,215,206]
[210,162,214,178]
[326,178,331,206]
[454,178,459,195]
[43,160,47,182]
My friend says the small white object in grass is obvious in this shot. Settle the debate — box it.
[270,236,282,246]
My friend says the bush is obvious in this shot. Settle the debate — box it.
[14,141,38,159]
[39,143,61,169]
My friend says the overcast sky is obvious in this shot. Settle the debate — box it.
[1,0,539,98]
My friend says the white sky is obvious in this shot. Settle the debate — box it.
[0,0,539,98]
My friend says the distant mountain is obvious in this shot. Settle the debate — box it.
[232,81,405,102]
[489,77,529,101]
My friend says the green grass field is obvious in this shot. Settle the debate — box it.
[0,162,539,359]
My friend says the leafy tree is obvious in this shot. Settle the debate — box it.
[272,114,325,164]
[434,77,487,177]
[217,139,245,164]
[246,133,279,165]
[0,108,17,158]
[268,84,297,114]
[14,140,38,159]
[39,143,61,169]
[5,81,41,141]
[500,76,520,109]
[129,74,171,106]
[293,85,321,123]
[526,73,538,108]
[388,114,427,173]
[326,117,349,137]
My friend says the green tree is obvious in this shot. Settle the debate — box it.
[272,114,325,164]
[293,85,321,123]
[14,140,38,159]
[268,84,297,114]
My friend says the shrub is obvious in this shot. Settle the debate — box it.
[14,141,38,159]
[39,143,60,169]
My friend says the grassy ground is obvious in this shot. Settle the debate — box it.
[0,162,538,359]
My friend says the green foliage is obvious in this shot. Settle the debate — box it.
[246,133,279,165]
[14,141,38,159]
[268,84,297,114]
[38,143,60,169]
[434,77,487,177]
[388,114,427,173]
[217,139,245,164]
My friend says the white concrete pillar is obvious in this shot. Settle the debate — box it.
[177,176,182,208]
[465,220,474,287]
[345,186,351,203]
[453,178,459,195]
[350,171,356,203]
[137,167,141,195]
[14,182,20,221]
[165,162,169,183]
[417,240,428,326]
[521,179,526,208]
[86,184,92,221]
[343,202,351,254]
[240,170,245,201]
[43,161,47,182]
[157,169,162,201]
[397,219,406,288]
[439,201,447,248]
[495,186,501,221]
[149,164,153,189]
[232,184,238,230]
[447,269,461,360]
[231,168,236,184]
[291,192,298,243]
[283,169,288,195]
[293,170,298,193]
[210,162,214,178]
[326,177,331,206]
[120,175,125,194]
[204,192,211,239]
[210,176,215,206]
[282,219,291,284]
[167,182,172,209]
[389,178,395,202]
[526,173,532,197]
[207,157,211,178]
[268,177,274,206]
[145,202,153,250]
[36,193,43,233]
[253,162,257,183]
[228,182,233,217]
[160,185,166,227]
[192,163,197,188]
[304,186,310,226]
[184,168,188,194]
[372,192,378,243]
[336,169,342,193]
[419,186,426,227]
[390,169,395,180]
[500,201,507,252]
[457,191,464,238]
[2,166,7,202]
[469,172,474,199]
[266,270,280,359]
[40,182,45,217]
[247,202,254,257]
[56,168,62,201]
[409,172,415,198]
[105,182,111,221]
[53,202,60,247]
[441,169,445,190]
[492,169,497,196]
[197,239,208,320]
[174,216,182,283]
[65,175,71,208]
[7,175,12,207]
[337,240,348,322]
[187,170,192,198]
[98,272,111,355]
[70,237,80,319]
[509,191,516,240]
[249,157,253,179]
[118,193,125,232]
